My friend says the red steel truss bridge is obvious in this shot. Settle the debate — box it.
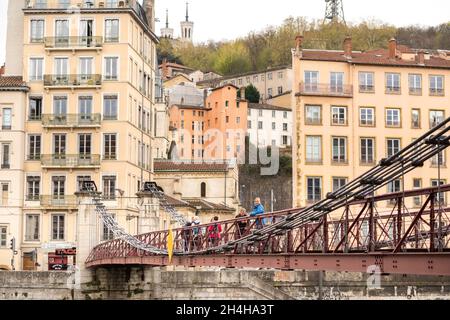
[86,118,450,276]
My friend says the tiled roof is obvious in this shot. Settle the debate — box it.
[300,48,450,69]
[0,76,29,91]
[154,161,230,172]
[171,104,209,110]
[185,199,235,212]
[210,83,240,92]
[197,65,292,85]
[164,195,191,207]
[159,62,194,71]
[249,102,291,111]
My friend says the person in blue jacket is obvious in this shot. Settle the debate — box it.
[250,197,265,229]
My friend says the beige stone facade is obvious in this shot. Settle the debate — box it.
[5,0,159,270]
[292,37,450,215]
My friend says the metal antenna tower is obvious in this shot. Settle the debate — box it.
[324,0,346,24]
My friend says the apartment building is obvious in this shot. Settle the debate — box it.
[0,77,29,270]
[292,36,450,212]
[197,66,293,102]
[5,0,159,270]
[169,84,248,162]
[247,103,292,148]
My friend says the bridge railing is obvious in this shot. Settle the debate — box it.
[87,184,450,264]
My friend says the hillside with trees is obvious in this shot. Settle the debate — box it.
[158,18,450,76]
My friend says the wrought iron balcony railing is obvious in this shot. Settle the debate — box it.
[40,195,77,208]
[24,0,146,18]
[44,74,102,87]
[42,114,101,127]
[44,36,103,49]
[299,82,353,97]
[41,154,101,168]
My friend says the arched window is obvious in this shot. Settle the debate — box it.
[201,182,206,198]
[188,29,191,38]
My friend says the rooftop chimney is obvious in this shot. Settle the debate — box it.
[203,89,208,107]
[389,38,397,59]
[418,50,425,65]
[343,36,352,58]
[295,35,304,52]
[240,87,246,100]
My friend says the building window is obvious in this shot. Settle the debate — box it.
[253,75,258,82]
[76,176,91,192]
[359,72,374,92]
[78,134,92,157]
[247,120,252,129]
[103,95,118,120]
[411,109,421,129]
[413,178,422,206]
[304,71,319,91]
[102,214,115,241]
[307,177,322,203]
[268,73,273,80]
[28,135,41,160]
[409,74,422,95]
[386,73,401,93]
[1,144,10,169]
[282,136,288,146]
[2,108,12,130]
[51,214,65,241]
[0,226,6,247]
[268,88,273,97]
[431,179,446,205]
[29,58,44,81]
[258,121,263,129]
[429,75,444,96]
[431,151,445,167]
[306,136,322,164]
[272,122,276,130]
[258,110,263,117]
[305,105,321,125]
[332,137,347,164]
[360,138,375,164]
[332,177,348,192]
[104,134,117,160]
[283,123,288,131]
[25,214,40,241]
[26,176,40,201]
[226,116,229,123]
[272,111,276,118]
[430,110,445,128]
[236,117,240,124]
[283,111,288,119]
[52,176,65,200]
[103,176,116,200]
[386,108,401,127]
[331,106,347,125]
[29,97,43,120]
[278,71,283,79]
[387,179,402,203]
[104,57,118,80]
[1,183,8,206]
[359,107,375,126]
[105,19,119,42]
[330,72,344,93]
[201,182,206,198]
[277,86,283,95]
[387,139,401,157]
[30,19,44,43]
[238,79,243,85]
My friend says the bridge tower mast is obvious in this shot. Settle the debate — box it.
[324,0,346,24]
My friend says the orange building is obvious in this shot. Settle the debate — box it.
[169,84,248,161]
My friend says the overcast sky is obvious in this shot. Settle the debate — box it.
[1,0,450,64]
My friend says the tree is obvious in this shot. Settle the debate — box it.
[245,84,260,103]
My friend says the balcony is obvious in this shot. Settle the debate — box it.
[359,85,375,93]
[24,0,146,18]
[430,88,445,96]
[44,74,102,89]
[298,83,353,98]
[42,114,101,128]
[40,195,77,209]
[44,36,103,50]
[41,154,101,168]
